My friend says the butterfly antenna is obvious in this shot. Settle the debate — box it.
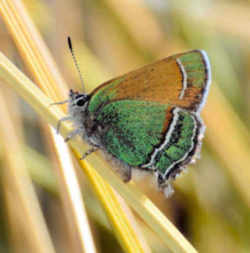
[67,36,85,91]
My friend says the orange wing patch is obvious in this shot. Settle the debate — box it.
[90,50,211,112]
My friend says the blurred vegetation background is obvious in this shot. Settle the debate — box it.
[0,0,250,252]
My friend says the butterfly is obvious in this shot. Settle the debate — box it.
[56,41,211,197]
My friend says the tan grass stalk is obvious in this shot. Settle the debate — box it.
[105,0,166,52]
[201,2,250,43]
[204,85,250,206]
[0,88,56,253]
[51,128,98,253]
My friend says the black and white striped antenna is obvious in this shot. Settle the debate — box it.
[67,36,85,91]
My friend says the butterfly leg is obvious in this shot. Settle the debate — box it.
[80,146,98,160]
[64,127,83,142]
[157,173,174,197]
[56,116,72,134]
[122,166,132,182]
[50,99,69,106]
[115,164,132,183]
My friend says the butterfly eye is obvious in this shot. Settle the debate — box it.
[76,99,85,106]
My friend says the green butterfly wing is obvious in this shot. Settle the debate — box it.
[96,100,169,167]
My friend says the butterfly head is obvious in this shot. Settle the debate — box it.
[68,89,90,117]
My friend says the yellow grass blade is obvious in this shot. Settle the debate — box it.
[0,88,56,253]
